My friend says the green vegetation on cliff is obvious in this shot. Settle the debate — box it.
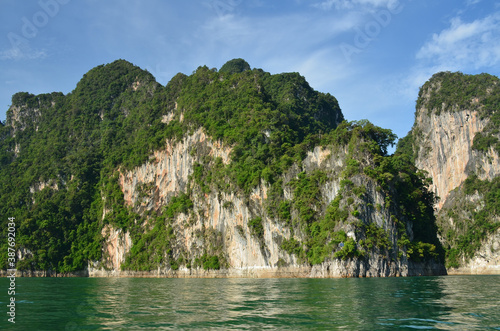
[173,63,343,194]
[399,71,500,268]
[417,71,500,156]
[417,71,500,115]
[219,58,251,75]
[279,120,443,265]
[0,60,164,272]
[0,59,343,272]
[443,176,500,268]
[0,59,443,273]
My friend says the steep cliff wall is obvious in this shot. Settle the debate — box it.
[401,72,500,272]
[413,110,491,209]
[119,128,232,210]
[95,123,445,278]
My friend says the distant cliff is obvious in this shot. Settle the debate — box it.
[0,59,446,277]
[397,72,500,274]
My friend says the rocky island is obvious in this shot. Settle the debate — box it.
[0,59,497,277]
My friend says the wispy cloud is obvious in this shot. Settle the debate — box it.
[313,0,401,11]
[196,10,362,70]
[393,12,500,126]
[416,14,500,70]
[0,46,47,61]
[466,0,481,6]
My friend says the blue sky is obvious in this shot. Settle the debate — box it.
[1,0,500,145]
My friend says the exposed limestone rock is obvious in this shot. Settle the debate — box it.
[6,103,45,135]
[414,110,488,210]
[448,228,500,275]
[93,130,446,278]
[29,180,60,204]
[29,180,59,194]
[119,128,231,210]
[407,72,500,273]
[101,225,133,271]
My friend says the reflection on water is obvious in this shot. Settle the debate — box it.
[0,276,499,330]
[434,276,500,330]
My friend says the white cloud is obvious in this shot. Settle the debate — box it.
[292,47,359,91]
[416,14,500,70]
[466,0,481,6]
[196,10,363,70]
[0,46,47,61]
[314,0,401,11]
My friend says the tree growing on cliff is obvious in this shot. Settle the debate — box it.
[219,58,251,75]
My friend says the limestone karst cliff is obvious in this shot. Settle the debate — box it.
[95,125,445,278]
[398,71,500,273]
[0,59,446,277]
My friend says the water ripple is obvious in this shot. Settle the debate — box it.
[0,276,498,330]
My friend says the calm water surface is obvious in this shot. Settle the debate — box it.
[1,276,499,330]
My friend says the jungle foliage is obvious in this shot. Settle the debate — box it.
[0,59,444,272]
[279,120,443,265]
[0,59,343,272]
[417,71,500,116]
[442,175,500,268]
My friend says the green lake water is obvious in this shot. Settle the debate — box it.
[1,276,499,330]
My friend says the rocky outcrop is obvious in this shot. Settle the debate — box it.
[406,72,500,273]
[100,225,133,271]
[119,128,231,210]
[447,228,500,275]
[6,105,42,135]
[5,92,59,136]
[413,110,489,210]
[94,128,445,278]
